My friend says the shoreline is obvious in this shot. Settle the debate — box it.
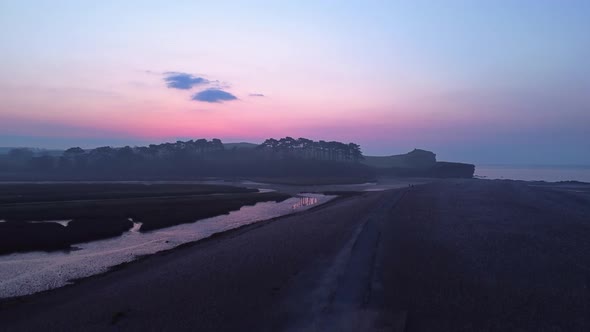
[1,175,588,186]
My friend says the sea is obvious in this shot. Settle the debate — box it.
[475,165,590,183]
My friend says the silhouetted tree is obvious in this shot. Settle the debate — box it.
[257,137,363,162]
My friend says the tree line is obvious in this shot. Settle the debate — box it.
[0,137,369,180]
[258,137,363,161]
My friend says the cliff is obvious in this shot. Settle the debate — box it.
[363,149,475,178]
[363,149,436,169]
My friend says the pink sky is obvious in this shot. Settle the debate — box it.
[1,1,589,164]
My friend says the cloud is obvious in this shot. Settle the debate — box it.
[249,93,265,97]
[192,89,238,103]
[164,72,209,89]
[160,71,240,103]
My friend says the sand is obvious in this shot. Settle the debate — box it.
[1,179,589,331]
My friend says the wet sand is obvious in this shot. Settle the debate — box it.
[378,179,590,331]
[1,179,589,331]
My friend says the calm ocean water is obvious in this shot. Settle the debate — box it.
[475,165,590,183]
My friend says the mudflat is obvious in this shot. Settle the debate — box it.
[1,179,589,331]
[0,183,289,254]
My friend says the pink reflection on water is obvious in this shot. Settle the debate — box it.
[292,196,319,209]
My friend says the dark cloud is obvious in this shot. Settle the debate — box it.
[164,72,209,89]
[161,71,239,103]
[249,93,265,97]
[192,89,238,103]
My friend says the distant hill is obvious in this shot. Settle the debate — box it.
[223,142,259,150]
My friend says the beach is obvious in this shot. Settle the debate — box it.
[1,179,589,331]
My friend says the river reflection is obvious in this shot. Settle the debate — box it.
[29,219,72,227]
[292,196,318,209]
[0,193,335,298]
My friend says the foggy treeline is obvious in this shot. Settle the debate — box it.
[0,137,372,180]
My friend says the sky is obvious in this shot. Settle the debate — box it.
[0,0,589,164]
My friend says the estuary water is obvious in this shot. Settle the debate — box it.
[0,193,334,298]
